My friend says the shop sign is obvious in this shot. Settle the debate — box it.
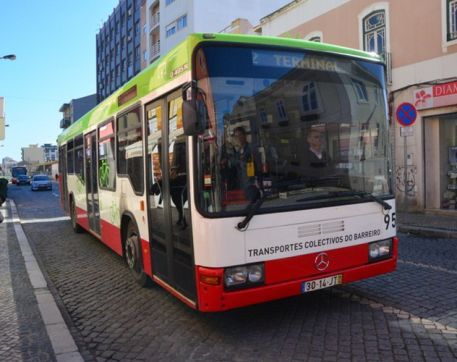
[414,81,457,110]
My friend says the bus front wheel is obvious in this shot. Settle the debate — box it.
[70,198,83,234]
[124,221,149,287]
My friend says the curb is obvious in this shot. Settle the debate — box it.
[398,224,457,239]
[9,200,84,362]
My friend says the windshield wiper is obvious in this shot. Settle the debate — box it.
[330,190,392,210]
[236,192,267,231]
[296,190,392,210]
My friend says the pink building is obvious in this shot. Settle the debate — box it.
[257,0,457,213]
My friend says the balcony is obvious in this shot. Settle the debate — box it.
[151,41,160,60]
[60,118,71,129]
[151,12,160,30]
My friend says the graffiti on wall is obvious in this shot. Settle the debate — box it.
[395,166,417,195]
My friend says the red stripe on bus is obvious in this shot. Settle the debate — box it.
[197,258,397,312]
[141,238,152,277]
[196,237,398,312]
[76,206,90,230]
[265,242,369,284]
[99,219,123,256]
[75,206,152,277]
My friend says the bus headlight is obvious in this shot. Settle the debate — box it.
[369,239,392,261]
[224,263,264,288]
[224,266,248,287]
[247,264,264,283]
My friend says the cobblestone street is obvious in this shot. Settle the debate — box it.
[2,185,457,361]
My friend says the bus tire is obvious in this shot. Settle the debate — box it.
[124,221,149,287]
[70,198,84,234]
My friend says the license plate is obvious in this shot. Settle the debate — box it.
[301,274,342,293]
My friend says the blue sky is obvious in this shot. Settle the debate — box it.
[0,1,118,161]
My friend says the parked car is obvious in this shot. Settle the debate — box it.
[16,175,31,186]
[31,175,52,191]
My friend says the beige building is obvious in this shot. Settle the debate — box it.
[22,144,45,164]
[220,18,255,35]
[257,0,457,213]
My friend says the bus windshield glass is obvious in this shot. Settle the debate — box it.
[12,166,27,178]
[194,45,392,215]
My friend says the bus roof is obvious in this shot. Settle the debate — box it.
[57,33,382,145]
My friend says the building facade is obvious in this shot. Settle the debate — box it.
[42,143,58,162]
[59,94,97,129]
[219,18,255,35]
[1,157,17,176]
[96,0,143,102]
[96,0,291,101]
[22,145,45,164]
[258,0,457,214]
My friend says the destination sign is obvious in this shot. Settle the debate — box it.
[252,50,340,72]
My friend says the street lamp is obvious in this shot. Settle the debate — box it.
[0,54,16,61]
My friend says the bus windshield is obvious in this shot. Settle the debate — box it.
[194,45,392,215]
[12,166,27,178]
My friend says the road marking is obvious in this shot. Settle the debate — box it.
[398,259,457,275]
[20,216,70,224]
[52,193,59,198]
[8,200,83,362]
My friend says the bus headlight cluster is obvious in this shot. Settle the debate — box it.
[368,239,392,261]
[224,263,264,289]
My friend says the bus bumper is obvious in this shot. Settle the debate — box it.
[196,240,397,312]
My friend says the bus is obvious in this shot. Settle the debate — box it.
[11,166,28,184]
[57,33,397,312]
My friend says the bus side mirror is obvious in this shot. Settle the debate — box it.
[182,82,206,136]
[182,100,200,136]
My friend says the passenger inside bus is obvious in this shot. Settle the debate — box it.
[301,128,338,186]
[303,129,333,172]
[221,126,260,202]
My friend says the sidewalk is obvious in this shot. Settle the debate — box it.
[397,210,457,239]
[0,200,83,362]
[0,201,54,360]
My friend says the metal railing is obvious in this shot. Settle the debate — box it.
[151,41,160,60]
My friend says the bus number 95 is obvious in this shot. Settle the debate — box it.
[384,212,396,230]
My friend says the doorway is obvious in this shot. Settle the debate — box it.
[145,92,196,301]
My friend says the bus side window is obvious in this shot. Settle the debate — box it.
[147,102,163,203]
[150,143,162,198]
[169,137,188,227]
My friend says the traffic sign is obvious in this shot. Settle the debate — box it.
[396,102,417,126]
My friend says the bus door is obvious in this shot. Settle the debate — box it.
[146,93,196,302]
[85,131,101,235]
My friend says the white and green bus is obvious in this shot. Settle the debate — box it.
[58,33,397,312]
